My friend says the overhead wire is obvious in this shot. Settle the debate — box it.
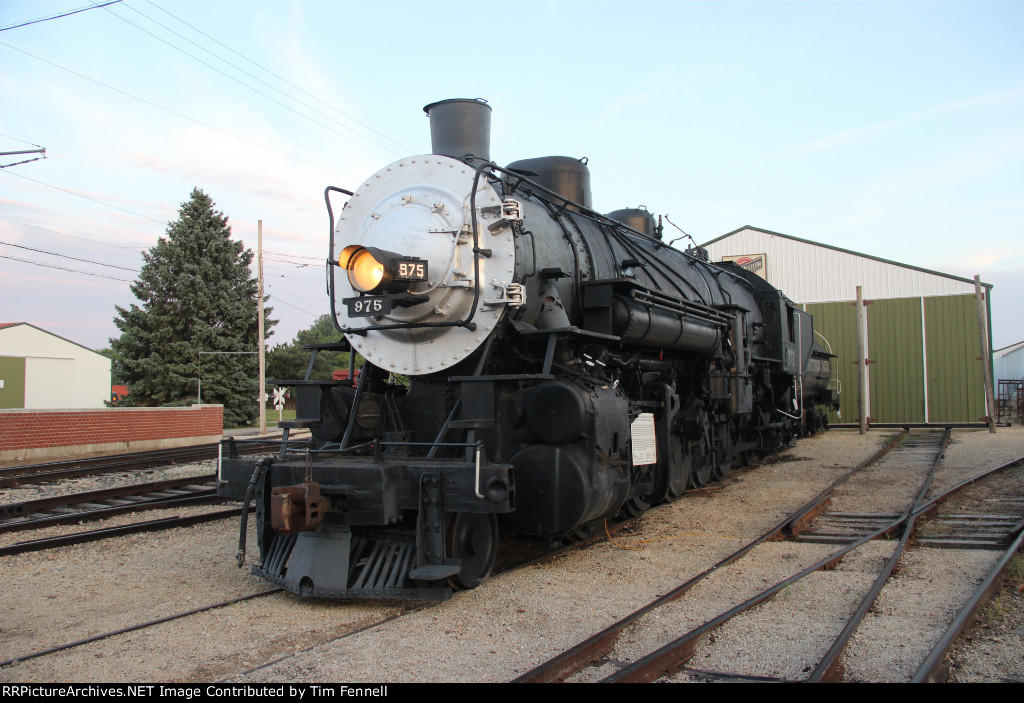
[0,0,123,32]
[265,283,320,316]
[2,168,168,224]
[0,217,147,251]
[1,254,133,282]
[98,2,404,162]
[264,250,322,261]
[0,239,139,272]
[0,132,46,149]
[0,41,360,182]
[144,0,413,155]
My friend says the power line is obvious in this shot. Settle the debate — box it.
[0,41,360,182]
[0,132,45,149]
[4,167,167,223]
[115,2,407,160]
[100,3,403,162]
[0,254,133,282]
[266,284,319,316]
[0,239,139,272]
[264,250,323,261]
[0,0,123,32]
[145,0,414,156]
[2,169,168,224]
[262,271,324,282]
[0,217,147,251]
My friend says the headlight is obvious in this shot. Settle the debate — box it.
[348,248,386,292]
[338,245,428,295]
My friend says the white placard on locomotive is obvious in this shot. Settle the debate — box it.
[630,412,658,466]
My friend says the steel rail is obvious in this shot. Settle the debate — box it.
[514,430,908,683]
[911,526,1024,682]
[0,438,284,487]
[0,588,282,669]
[806,428,952,682]
[0,473,216,519]
[0,507,245,556]
[606,440,1021,683]
[0,477,227,535]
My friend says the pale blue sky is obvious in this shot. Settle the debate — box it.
[2,0,1022,351]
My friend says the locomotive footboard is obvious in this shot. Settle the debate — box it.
[219,454,513,599]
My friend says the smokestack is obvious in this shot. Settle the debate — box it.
[423,98,491,163]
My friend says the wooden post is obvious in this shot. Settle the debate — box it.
[975,275,995,433]
[258,220,266,435]
[856,286,868,434]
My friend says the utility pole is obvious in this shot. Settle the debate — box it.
[856,286,868,434]
[975,275,995,433]
[258,220,266,435]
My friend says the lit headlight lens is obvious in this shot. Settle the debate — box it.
[348,249,386,292]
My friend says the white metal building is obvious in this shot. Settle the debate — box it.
[994,341,1024,382]
[702,226,993,424]
[0,323,111,409]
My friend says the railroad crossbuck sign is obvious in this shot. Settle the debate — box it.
[272,388,288,411]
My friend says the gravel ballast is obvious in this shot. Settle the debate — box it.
[0,428,1021,683]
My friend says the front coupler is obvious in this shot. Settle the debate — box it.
[219,453,512,599]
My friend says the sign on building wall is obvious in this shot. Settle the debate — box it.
[722,253,768,280]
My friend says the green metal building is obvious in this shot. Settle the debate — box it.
[703,227,993,425]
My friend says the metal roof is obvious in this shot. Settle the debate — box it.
[701,226,991,304]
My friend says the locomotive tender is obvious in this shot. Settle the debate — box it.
[218,99,839,600]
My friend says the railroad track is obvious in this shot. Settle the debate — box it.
[0,473,250,557]
[3,430,1019,681]
[0,589,284,670]
[0,474,219,534]
[516,430,1024,683]
[0,438,285,487]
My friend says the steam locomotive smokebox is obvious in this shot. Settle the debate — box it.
[423,98,491,163]
[506,156,592,210]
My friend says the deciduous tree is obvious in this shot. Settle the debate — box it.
[266,314,351,382]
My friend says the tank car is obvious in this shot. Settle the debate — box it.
[218,99,839,600]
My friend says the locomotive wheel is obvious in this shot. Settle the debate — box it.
[688,439,713,488]
[712,423,735,480]
[446,512,499,590]
[665,434,691,502]
[623,497,651,518]
[570,519,604,541]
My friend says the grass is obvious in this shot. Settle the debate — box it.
[230,408,296,431]
[1008,555,1024,584]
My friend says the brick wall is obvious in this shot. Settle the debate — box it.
[0,405,224,463]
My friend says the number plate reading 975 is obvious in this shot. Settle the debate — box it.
[346,296,392,317]
[395,258,428,281]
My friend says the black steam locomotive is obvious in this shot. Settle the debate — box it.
[218,99,839,600]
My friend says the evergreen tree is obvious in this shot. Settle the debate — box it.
[110,188,272,426]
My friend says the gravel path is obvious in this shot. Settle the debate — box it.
[0,428,1020,683]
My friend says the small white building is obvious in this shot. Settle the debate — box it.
[0,323,111,409]
[994,341,1024,383]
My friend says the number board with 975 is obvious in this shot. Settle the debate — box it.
[346,296,392,317]
[395,258,427,282]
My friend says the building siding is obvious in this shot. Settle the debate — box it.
[925,296,986,423]
[705,227,992,425]
[0,356,26,409]
[804,301,858,425]
[705,227,978,303]
[868,298,925,423]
